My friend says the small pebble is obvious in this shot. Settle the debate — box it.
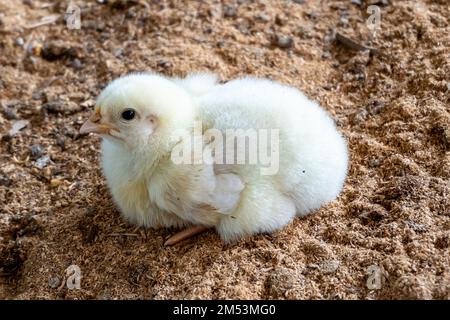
[355,73,365,81]
[194,36,206,43]
[0,176,12,187]
[369,159,381,167]
[275,14,287,26]
[352,109,368,124]
[31,92,44,100]
[217,40,226,49]
[56,136,66,149]
[368,101,385,115]
[126,9,136,19]
[320,260,340,274]
[114,48,124,58]
[236,22,250,35]
[71,58,83,70]
[43,101,64,113]
[30,144,44,159]
[321,51,331,59]
[42,167,52,180]
[8,120,29,136]
[35,155,50,169]
[157,59,172,69]
[223,5,237,18]
[50,179,62,187]
[48,276,61,289]
[351,0,363,6]
[3,108,18,120]
[15,37,24,46]
[63,127,78,139]
[339,16,349,26]
[306,11,319,20]
[272,34,294,49]
[256,13,271,23]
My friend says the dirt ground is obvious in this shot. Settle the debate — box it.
[0,0,449,300]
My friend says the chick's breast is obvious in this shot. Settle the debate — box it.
[100,139,187,229]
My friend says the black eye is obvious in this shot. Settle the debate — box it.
[121,109,135,120]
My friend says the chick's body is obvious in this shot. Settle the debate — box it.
[92,73,348,243]
[192,77,348,241]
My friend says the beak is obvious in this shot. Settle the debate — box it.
[80,111,116,135]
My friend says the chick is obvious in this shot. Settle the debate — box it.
[80,73,348,245]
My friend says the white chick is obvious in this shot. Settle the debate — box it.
[80,73,348,245]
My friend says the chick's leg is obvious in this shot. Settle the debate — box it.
[164,225,209,246]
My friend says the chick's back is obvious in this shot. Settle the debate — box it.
[194,77,348,216]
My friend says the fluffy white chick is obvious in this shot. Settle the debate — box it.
[80,72,348,245]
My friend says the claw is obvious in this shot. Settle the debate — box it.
[164,225,209,246]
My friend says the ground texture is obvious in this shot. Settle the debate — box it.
[0,0,449,299]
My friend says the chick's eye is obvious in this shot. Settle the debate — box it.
[121,109,136,121]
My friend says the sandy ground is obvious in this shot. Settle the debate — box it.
[0,0,449,299]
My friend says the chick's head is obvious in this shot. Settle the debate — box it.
[80,73,194,151]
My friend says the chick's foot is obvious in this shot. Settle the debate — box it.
[164,225,209,246]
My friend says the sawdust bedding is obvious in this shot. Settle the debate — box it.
[0,0,449,299]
